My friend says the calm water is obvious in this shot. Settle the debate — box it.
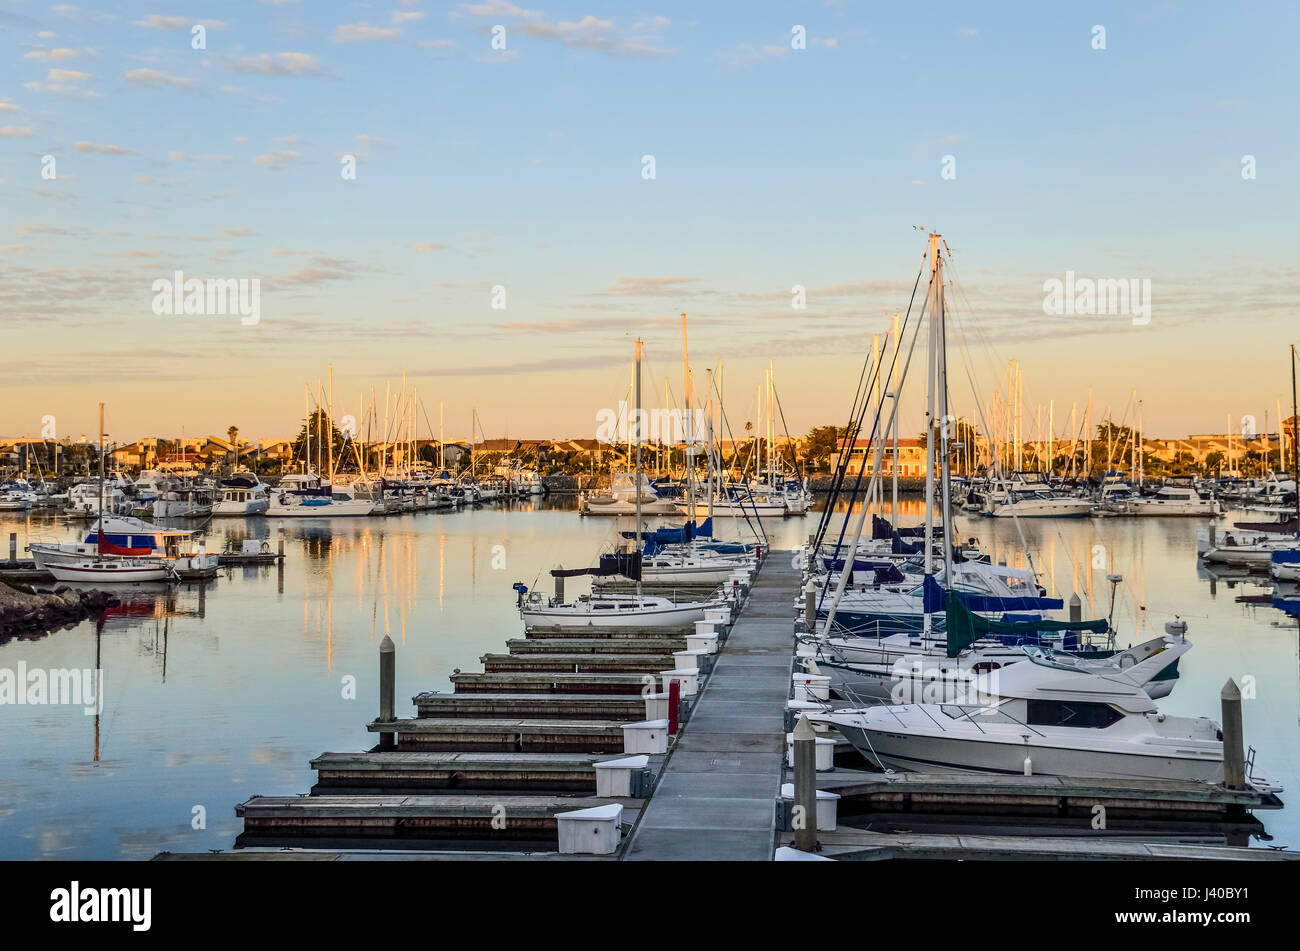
[1,499,1297,858]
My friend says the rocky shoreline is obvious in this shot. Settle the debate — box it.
[0,580,118,642]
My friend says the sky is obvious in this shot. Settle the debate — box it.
[1,0,1298,448]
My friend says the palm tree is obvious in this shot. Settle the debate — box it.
[227,426,239,470]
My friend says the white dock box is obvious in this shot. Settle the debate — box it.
[705,607,732,624]
[644,691,669,721]
[694,619,720,637]
[673,648,710,671]
[779,782,841,830]
[556,803,623,855]
[241,539,261,555]
[660,667,699,697]
[593,755,650,797]
[792,672,831,701]
[622,718,670,754]
[686,631,719,654]
[785,732,836,771]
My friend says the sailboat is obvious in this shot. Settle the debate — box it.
[46,405,175,585]
[516,339,726,630]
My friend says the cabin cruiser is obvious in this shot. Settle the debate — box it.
[1200,528,1299,566]
[986,487,1093,518]
[813,644,1282,790]
[1270,549,1300,581]
[213,475,271,516]
[152,483,214,519]
[1129,483,1222,517]
[805,629,1189,704]
[64,481,130,519]
[1094,477,1137,515]
[0,484,34,510]
[266,472,375,517]
[579,471,679,515]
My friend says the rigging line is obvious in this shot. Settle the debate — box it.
[817,272,931,623]
[707,373,765,543]
[814,249,929,552]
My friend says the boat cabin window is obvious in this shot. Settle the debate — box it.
[1026,699,1123,729]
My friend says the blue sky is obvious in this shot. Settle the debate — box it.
[2,1,1298,445]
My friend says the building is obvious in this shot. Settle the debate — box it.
[831,438,926,477]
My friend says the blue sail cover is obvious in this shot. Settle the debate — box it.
[922,573,1064,614]
[1271,549,1300,565]
[627,519,716,556]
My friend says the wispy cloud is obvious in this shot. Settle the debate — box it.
[74,140,136,155]
[124,68,196,90]
[227,52,331,77]
[456,4,675,58]
[334,23,401,43]
[251,150,300,170]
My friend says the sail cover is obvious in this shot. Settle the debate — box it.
[550,552,642,581]
[941,584,1108,658]
[96,530,153,557]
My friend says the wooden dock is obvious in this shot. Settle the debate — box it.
[624,552,796,861]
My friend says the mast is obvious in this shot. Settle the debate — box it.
[681,314,693,529]
[635,338,644,596]
[935,235,953,572]
[96,402,105,562]
[922,233,940,636]
[1292,344,1299,529]
[891,312,901,519]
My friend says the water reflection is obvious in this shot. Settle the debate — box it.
[0,498,1297,857]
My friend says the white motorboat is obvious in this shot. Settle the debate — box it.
[266,473,375,517]
[987,489,1093,518]
[213,475,271,516]
[580,472,679,516]
[1129,484,1222,517]
[807,631,1189,704]
[1201,529,1300,566]
[815,644,1281,789]
[65,481,129,519]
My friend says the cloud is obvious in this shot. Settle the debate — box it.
[418,39,454,49]
[0,101,21,112]
[264,255,364,289]
[124,68,196,89]
[457,4,675,58]
[252,150,300,170]
[334,24,401,43]
[716,44,790,71]
[414,242,448,253]
[393,12,424,24]
[601,275,702,296]
[0,126,35,138]
[24,67,101,99]
[136,15,226,30]
[74,141,136,155]
[24,48,88,62]
[227,52,330,77]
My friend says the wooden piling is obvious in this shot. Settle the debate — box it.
[379,635,396,751]
[8,533,15,563]
[1068,593,1081,624]
[1221,678,1245,789]
[793,713,818,852]
[804,580,816,632]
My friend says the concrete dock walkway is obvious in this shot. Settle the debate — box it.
[625,551,796,861]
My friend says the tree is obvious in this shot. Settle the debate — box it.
[227,426,240,470]
[805,425,854,472]
[291,409,347,473]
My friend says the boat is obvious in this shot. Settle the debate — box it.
[517,338,724,630]
[46,558,175,584]
[1270,549,1300,581]
[28,514,220,576]
[266,472,375,517]
[1201,529,1300,567]
[212,474,271,516]
[64,480,129,519]
[1129,482,1222,517]
[579,471,679,516]
[813,644,1281,790]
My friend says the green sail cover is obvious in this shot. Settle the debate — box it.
[944,590,1109,658]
